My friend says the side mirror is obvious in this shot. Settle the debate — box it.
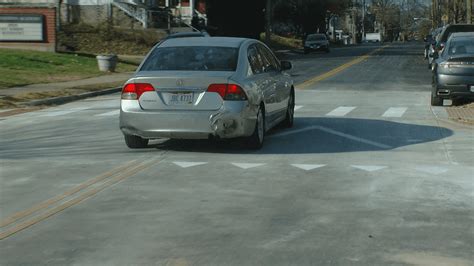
[281,61,292,71]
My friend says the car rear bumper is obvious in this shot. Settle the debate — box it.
[304,45,329,51]
[119,100,257,139]
[435,74,474,99]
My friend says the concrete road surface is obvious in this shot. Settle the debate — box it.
[1,43,473,266]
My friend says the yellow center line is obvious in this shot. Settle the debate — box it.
[0,159,159,240]
[296,45,388,89]
[0,160,138,228]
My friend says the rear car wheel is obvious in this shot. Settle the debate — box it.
[124,134,149,149]
[283,90,295,128]
[247,105,265,149]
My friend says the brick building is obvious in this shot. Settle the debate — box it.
[0,0,57,52]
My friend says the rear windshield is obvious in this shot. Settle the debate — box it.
[447,37,474,56]
[307,35,326,41]
[441,25,474,41]
[141,46,238,72]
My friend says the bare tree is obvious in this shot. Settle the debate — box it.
[371,0,401,40]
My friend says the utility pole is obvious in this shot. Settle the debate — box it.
[362,0,365,41]
[265,0,272,44]
[468,0,472,24]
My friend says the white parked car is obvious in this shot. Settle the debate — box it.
[120,37,295,149]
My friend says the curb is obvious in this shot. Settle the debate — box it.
[24,87,121,106]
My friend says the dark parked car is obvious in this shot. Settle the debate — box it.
[431,32,474,106]
[304,34,330,54]
[424,34,433,59]
[428,27,443,69]
[435,24,474,52]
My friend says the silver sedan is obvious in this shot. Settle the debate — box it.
[119,37,295,149]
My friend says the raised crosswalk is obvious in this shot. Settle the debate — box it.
[325,106,356,117]
[382,107,408,118]
[3,104,422,122]
[167,161,456,175]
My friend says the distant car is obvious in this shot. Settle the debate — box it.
[431,32,474,106]
[120,37,295,149]
[304,34,330,54]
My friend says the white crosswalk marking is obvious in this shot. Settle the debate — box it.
[231,163,265,169]
[95,110,120,117]
[291,164,326,171]
[351,165,387,172]
[173,162,207,168]
[41,107,88,117]
[382,107,408,118]
[42,110,75,117]
[326,106,356,117]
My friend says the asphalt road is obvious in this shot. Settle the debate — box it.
[1,42,473,266]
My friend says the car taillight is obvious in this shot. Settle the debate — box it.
[121,83,155,100]
[207,84,247,101]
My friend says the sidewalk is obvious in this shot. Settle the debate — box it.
[0,71,135,115]
[447,103,474,125]
[0,72,133,97]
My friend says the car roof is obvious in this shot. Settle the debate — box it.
[449,32,474,38]
[159,37,248,48]
[440,24,474,41]
[165,32,209,39]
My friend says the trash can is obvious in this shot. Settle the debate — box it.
[96,55,118,72]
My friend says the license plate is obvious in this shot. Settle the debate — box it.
[470,85,474,92]
[169,92,194,105]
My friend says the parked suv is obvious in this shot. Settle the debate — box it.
[431,32,474,106]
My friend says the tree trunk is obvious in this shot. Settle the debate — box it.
[265,0,272,44]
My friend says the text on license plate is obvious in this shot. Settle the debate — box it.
[169,93,194,105]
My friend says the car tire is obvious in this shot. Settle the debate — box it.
[247,105,265,150]
[124,134,149,149]
[282,89,295,128]
[431,90,443,106]
[325,48,330,53]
